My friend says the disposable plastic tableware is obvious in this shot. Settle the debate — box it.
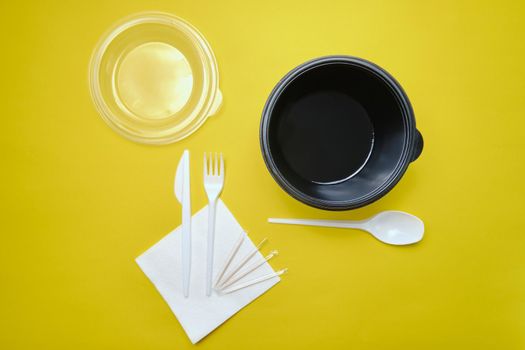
[204,153,225,296]
[260,56,423,210]
[175,150,192,297]
[268,211,424,245]
[89,12,222,144]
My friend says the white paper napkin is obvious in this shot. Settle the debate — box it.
[136,200,280,344]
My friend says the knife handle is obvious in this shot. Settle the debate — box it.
[182,211,191,298]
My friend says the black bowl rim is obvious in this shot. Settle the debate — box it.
[260,55,417,210]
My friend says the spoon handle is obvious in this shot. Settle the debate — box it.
[268,218,365,229]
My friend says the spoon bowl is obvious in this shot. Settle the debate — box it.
[362,211,424,245]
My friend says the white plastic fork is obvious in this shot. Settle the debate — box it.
[203,153,224,296]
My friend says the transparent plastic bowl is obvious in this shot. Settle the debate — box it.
[89,12,222,144]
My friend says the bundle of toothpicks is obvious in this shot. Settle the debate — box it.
[214,233,287,294]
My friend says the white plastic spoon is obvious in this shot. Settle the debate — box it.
[268,211,424,245]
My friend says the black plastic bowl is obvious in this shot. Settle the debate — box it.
[260,56,423,210]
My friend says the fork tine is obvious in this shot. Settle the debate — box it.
[208,152,213,176]
[220,153,224,177]
[214,153,218,176]
[203,152,207,176]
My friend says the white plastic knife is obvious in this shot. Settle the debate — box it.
[175,150,191,298]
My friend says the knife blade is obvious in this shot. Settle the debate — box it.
[175,150,191,298]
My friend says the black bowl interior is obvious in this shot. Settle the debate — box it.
[267,62,407,204]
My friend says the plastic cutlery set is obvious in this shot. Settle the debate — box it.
[175,150,287,297]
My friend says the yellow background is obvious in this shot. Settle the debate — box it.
[1,0,525,348]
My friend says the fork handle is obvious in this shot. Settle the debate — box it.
[206,200,217,296]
